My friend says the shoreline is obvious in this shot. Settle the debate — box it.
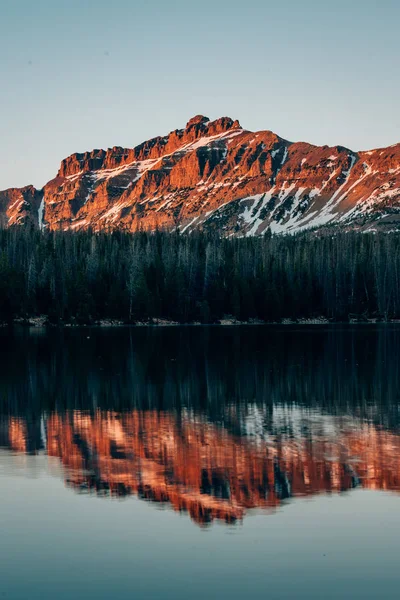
[3,316,400,328]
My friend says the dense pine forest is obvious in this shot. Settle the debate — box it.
[0,227,399,324]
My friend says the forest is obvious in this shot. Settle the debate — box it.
[0,226,399,324]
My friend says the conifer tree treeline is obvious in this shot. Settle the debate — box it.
[0,226,399,323]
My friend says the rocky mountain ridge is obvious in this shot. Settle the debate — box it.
[1,115,400,235]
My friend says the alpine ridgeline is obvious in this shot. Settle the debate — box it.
[2,115,400,235]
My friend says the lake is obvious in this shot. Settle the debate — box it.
[1,325,400,599]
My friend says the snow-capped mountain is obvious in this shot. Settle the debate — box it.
[1,115,400,234]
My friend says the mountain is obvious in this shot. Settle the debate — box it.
[0,185,43,228]
[2,115,400,235]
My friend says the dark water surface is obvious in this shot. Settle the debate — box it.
[1,325,400,599]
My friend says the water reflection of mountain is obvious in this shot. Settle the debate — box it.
[1,325,400,525]
[2,407,400,525]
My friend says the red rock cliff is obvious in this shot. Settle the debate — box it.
[2,116,400,235]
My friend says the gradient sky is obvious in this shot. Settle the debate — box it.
[1,0,399,190]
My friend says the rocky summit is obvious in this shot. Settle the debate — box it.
[2,115,400,235]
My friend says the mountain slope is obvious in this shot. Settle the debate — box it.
[2,115,400,234]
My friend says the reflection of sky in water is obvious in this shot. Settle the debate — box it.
[1,464,400,600]
[1,326,400,598]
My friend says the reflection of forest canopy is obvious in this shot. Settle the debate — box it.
[1,327,400,434]
[2,327,400,526]
[0,228,399,323]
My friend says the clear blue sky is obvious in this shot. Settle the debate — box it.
[1,0,399,190]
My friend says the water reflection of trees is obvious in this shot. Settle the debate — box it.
[1,326,400,524]
[0,326,400,428]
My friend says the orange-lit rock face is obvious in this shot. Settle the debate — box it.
[4,409,400,525]
[1,116,400,234]
[0,185,43,227]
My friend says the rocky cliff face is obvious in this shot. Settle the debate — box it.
[0,185,43,228]
[2,115,400,234]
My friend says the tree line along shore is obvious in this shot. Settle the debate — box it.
[0,227,399,325]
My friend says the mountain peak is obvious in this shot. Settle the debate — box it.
[186,115,210,129]
[185,115,241,135]
[1,115,400,235]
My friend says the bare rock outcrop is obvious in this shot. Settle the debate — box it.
[2,116,400,235]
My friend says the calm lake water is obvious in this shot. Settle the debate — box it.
[1,325,400,599]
